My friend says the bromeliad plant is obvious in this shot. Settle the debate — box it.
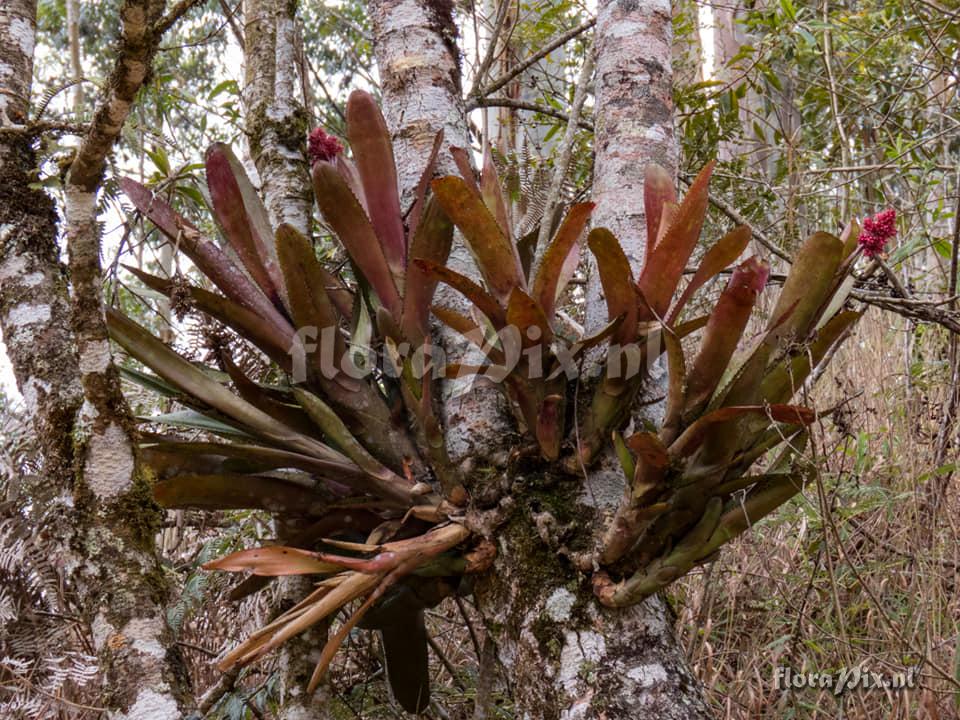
[111,90,867,713]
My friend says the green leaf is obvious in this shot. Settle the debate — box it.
[107,309,349,465]
[140,409,252,438]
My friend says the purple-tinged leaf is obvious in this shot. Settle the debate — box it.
[587,227,638,344]
[156,474,328,515]
[120,177,288,326]
[335,155,368,214]
[668,224,751,324]
[660,327,686,443]
[638,161,715,319]
[143,440,368,482]
[312,160,403,317]
[407,130,444,242]
[206,143,283,305]
[124,265,296,370]
[481,144,511,240]
[536,394,564,461]
[506,287,553,347]
[220,353,319,437]
[346,90,407,280]
[449,146,479,194]
[532,202,594,317]
[625,431,670,470]
[839,218,861,260]
[431,176,525,303]
[430,305,505,365]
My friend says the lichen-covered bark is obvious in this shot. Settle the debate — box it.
[369,2,709,716]
[0,0,83,486]
[370,0,512,465]
[2,0,193,714]
[243,0,312,237]
[474,502,713,720]
[585,0,677,333]
[59,1,195,715]
[242,4,329,716]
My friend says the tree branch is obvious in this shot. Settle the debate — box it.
[465,95,594,131]
[154,0,205,36]
[474,17,596,99]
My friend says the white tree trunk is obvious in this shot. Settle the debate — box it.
[242,3,333,717]
[243,0,312,236]
[370,0,712,717]
[586,0,677,333]
[2,1,195,717]
[370,0,512,464]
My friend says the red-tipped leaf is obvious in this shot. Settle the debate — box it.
[346,90,407,281]
[532,202,594,317]
[638,161,715,319]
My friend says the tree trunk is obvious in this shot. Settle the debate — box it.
[2,1,197,715]
[0,0,83,489]
[585,0,677,334]
[369,0,712,717]
[62,1,197,715]
[369,0,513,465]
[243,0,312,236]
[242,3,332,716]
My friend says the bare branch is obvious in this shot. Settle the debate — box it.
[474,17,596,100]
[465,95,594,131]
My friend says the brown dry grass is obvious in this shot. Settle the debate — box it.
[675,306,960,719]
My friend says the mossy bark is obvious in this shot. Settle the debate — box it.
[472,473,712,719]
[242,3,331,716]
[0,0,198,715]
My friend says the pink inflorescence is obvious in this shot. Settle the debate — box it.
[308,127,343,164]
[859,208,897,258]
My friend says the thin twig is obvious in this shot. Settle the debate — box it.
[475,18,596,99]
[427,633,466,690]
[531,38,595,275]
[679,175,791,262]
[154,0,206,36]
[469,0,513,97]
[465,95,594,131]
[216,0,245,51]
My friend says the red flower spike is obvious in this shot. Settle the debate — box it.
[308,127,344,165]
[858,208,896,258]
